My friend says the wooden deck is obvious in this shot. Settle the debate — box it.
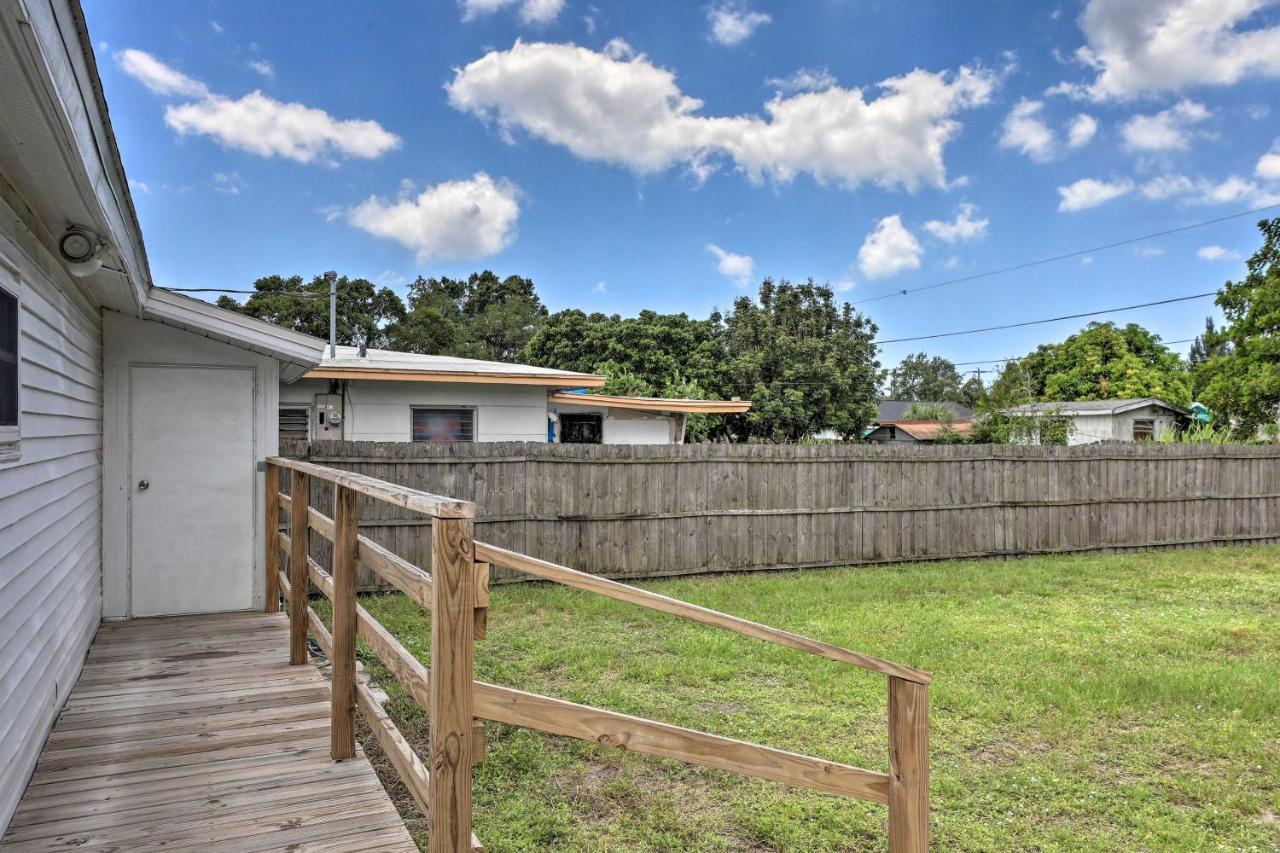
[0,611,417,852]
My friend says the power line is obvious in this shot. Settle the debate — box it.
[949,337,1197,367]
[850,203,1279,307]
[162,286,334,300]
[876,292,1217,345]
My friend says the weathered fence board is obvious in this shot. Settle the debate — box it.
[278,440,1280,586]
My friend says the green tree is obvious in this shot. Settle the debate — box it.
[721,278,880,441]
[217,274,404,347]
[886,353,965,402]
[1002,322,1191,407]
[1196,218,1280,437]
[388,271,547,361]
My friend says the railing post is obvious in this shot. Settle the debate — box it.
[888,677,929,852]
[289,470,311,665]
[331,484,358,760]
[429,515,476,853]
[264,463,280,613]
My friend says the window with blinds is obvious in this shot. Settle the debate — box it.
[0,286,17,431]
[279,406,310,443]
[412,408,475,443]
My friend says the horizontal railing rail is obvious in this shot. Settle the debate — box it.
[264,456,932,852]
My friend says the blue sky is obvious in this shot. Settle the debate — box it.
[87,1,1280,373]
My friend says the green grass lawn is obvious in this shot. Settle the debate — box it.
[344,545,1280,851]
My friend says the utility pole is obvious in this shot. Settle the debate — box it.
[324,270,337,359]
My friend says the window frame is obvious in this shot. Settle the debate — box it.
[278,404,311,443]
[410,405,477,443]
[559,412,604,444]
[0,263,20,462]
[1131,418,1155,442]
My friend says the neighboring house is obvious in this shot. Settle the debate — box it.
[865,419,975,444]
[280,346,751,445]
[0,3,325,830]
[1001,398,1191,445]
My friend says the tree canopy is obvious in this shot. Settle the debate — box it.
[387,271,547,362]
[1195,217,1280,436]
[885,352,980,405]
[987,321,1191,407]
[216,274,404,348]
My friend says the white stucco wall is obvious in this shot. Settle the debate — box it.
[281,378,549,442]
[102,311,280,619]
[603,412,679,445]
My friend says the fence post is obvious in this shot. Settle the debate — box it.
[331,484,358,760]
[429,516,476,853]
[888,677,929,852]
[264,463,279,613]
[289,469,311,665]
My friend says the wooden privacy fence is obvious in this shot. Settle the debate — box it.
[281,440,1280,586]
[264,456,934,852]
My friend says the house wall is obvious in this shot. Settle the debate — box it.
[602,410,678,445]
[865,425,918,443]
[101,311,280,618]
[280,378,548,442]
[1064,407,1183,445]
[0,219,103,831]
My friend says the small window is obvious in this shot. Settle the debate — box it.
[279,406,310,443]
[560,413,602,444]
[1132,419,1155,442]
[412,407,475,443]
[0,284,17,451]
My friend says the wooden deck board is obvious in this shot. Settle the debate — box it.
[1,613,417,853]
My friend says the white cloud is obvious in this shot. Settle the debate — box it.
[707,3,771,46]
[602,38,634,60]
[592,281,608,293]
[248,59,275,78]
[347,173,521,262]
[833,276,856,293]
[1120,99,1210,151]
[1067,113,1098,148]
[1141,172,1280,206]
[212,171,246,195]
[1258,141,1280,180]
[999,99,1056,162]
[117,49,209,97]
[1054,0,1280,101]
[447,41,997,192]
[166,92,399,164]
[209,20,224,34]
[119,49,398,165]
[765,67,837,94]
[1056,177,1134,211]
[1197,245,1239,261]
[706,243,755,286]
[922,202,988,243]
[460,0,564,24]
[128,178,151,195]
[858,215,923,279]
[1134,245,1165,257]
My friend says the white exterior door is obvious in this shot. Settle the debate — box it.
[129,365,256,616]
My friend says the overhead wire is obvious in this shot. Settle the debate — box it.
[850,202,1278,306]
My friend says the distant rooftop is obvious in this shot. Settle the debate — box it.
[305,345,605,388]
[875,400,973,422]
[1002,398,1190,417]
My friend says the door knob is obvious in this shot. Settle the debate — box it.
[138,479,149,491]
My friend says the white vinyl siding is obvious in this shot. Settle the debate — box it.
[0,233,102,831]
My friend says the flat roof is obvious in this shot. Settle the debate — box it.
[548,392,752,414]
[1002,398,1190,417]
[304,346,605,388]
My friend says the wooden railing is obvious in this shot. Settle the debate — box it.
[264,457,932,852]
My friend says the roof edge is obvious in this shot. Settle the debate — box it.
[548,392,752,414]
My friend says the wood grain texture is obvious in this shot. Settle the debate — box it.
[289,469,311,665]
[475,541,931,685]
[267,455,474,518]
[330,485,359,761]
[888,677,929,852]
[264,463,280,614]
[429,517,476,853]
[0,613,415,852]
